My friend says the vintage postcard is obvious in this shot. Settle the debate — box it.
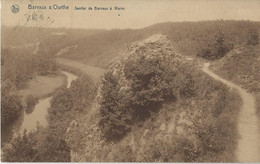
[1,0,260,162]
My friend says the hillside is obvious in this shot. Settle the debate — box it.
[52,20,260,68]
[1,20,259,162]
[211,46,259,93]
[211,45,260,118]
[1,26,104,57]
[203,62,260,162]
[3,20,258,69]
[65,35,241,162]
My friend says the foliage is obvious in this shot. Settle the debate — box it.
[179,73,195,98]
[95,68,241,162]
[2,21,259,70]
[2,75,95,162]
[1,79,17,95]
[33,127,71,162]
[2,131,38,162]
[2,128,71,162]
[45,75,95,161]
[1,93,23,126]
[44,20,259,67]
[1,45,58,133]
[99,48,192,141]
[99,72,133,141]
[211,46,259,93]
[197,32,234,60]
[50,76,94,113]
[1,47,57,88]
[124,55,175,107]
[25,95,38,114]
[246,29,259,45]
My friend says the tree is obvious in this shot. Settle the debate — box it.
[197,32,233,60]
[99,52,181,141]
[99,72,132,141]
[246,29,259,46]
[2,128,71,162]
[25,95,38,114]
[2,131,38,162]
[1,94,23,126]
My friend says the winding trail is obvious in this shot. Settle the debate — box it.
[202,63,260,162]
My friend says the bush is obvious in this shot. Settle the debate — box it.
[139,134,200,162]
[99,52,191,141]
[2,128,71,162]
[140,138,177,162]
[179,73,195,98]
[50,76,94,114]
[50,88,74,113]
[1,94,23,126]
[2,131,38,162]
[25,95,38,114]
[124,55,175,108]
[3,75,95,162]
[246,29,259,45]
[197,32,233,60]
[99,72,133,141]
[111,145,136,162]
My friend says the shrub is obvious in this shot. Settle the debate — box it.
[25,95,38,114]
[99,52,191,141]
[111,145,136,162]
[246,29,259,46]
[1,94,23,126]
[2,131,38,162]
[179,73,195,98]
[4,76,95,162]
[2,128,71,162]
[140,138,177,162]
[50,88,73,113]
[124,55,175,108]
[99,72,133,141]
[197,32,233,60]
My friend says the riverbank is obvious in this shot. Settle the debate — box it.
[18,71,78,134]
[1,71,73,147]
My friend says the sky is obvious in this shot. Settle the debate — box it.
[2,0,260,29]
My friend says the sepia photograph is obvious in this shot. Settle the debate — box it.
[1,0,260,162]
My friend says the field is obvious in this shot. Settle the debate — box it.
[18,74,66,99]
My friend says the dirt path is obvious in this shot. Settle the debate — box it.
[202,63,260,162]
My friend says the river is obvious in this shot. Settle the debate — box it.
[17,71,78,134]
[0,71,77,143]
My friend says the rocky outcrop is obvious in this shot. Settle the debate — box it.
[99,34,192,102]
[66,34,196,162]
